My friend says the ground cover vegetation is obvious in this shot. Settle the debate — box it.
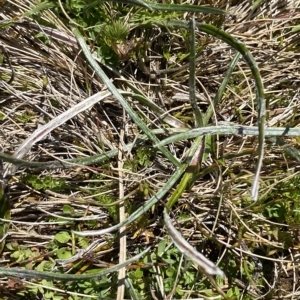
[0,0,300,299]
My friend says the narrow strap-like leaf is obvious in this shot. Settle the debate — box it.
[164,210,223,276]
[0,247,150,280]
[72,27,180,168]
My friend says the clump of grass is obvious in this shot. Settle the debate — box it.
[0,0,300,299]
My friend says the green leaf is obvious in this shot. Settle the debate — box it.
[183,271,194,284]
[77,236,89,248]
[162,257,176,264]
[157,239,167,256]
[41,279,54,287]
[36,261,55,272]
[52,296,64,300]
[227,288,233,297]
[292,25,300,33]
[5,242,18,251]
[11,250,23,260]
[131,268,143,279]
[22,175,66,191]
[63,205,74,214]
[55,232,71,243]
[163,277,175,292]
[23,1,55,17]
[165,266,176,277]
[103,20,130,44]
[176,285,184,296]
[44,290,54,299]
[56,247,72,259]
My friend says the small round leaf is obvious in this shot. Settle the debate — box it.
[55,231,71,243]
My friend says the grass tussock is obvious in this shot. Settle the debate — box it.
[0,0,300,299]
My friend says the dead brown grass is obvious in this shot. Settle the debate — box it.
[1,0,300,299]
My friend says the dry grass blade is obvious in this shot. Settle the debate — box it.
[164,210,224,277]
[117,112,126,300]
[3,90,111,177]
